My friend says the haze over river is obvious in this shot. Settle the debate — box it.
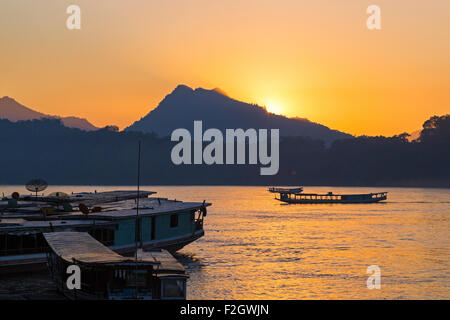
[1,186,449,299]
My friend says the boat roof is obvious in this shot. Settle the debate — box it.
[44,232,156,265]
[20,190,156,206]
[138,250,186,275]
[44,232,186,273]
[44,232,127,264]
[63,198,211,220]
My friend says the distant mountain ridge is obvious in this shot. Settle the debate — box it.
[0,96,98,131]
[125,85,352,143]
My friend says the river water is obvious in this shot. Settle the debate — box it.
[1,186,449,299]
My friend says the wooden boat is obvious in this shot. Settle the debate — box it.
[44,232,188,300]
[0,190,210,274]
[274,191,388,204]
[0,218,116,274]
[268,187,303,194]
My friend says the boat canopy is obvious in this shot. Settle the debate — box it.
[44,232,159,266]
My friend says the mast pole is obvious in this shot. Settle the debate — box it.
[135,140,141,298]
[136,140,141,257]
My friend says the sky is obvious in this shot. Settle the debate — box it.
[1,0,449,136]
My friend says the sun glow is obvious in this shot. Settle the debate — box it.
[265,102,283,115]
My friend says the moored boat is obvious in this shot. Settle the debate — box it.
[273,190,387,204]
[44,232,188,300]
[268,187,303,194]
[0,190,210,273]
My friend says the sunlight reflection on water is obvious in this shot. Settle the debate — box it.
[1,185,449,299]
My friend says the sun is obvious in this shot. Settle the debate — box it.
[265,102,283,115]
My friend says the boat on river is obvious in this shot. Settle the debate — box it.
[271,189,387,204]
[268,187,303,194]
[44,232,188,300]
[0,190,210,274]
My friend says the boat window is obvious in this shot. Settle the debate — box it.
[151,216,156,240]
[126,270,148,288]
[0,234,6,255]
[170,214,179,228]
[113,269,149,289]
[89,228,115,246]
[0,233,48,256]
[162,278,185,299]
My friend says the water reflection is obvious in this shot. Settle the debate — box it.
[0,185,449,299]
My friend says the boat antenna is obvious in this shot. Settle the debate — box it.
[135,140,141,298]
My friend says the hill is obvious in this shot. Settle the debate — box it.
[0,96,98,131]
[125,85,352,143]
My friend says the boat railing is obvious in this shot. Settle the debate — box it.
[193,207,206,231]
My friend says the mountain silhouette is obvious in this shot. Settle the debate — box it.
[0,96,98,131]
[125,85,352,143]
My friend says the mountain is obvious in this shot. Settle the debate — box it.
[125,85,352,143]
[0,96,99,131]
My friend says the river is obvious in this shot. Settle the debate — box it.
[0,186,449,299]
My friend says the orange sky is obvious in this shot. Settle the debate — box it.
[1,0,449,136]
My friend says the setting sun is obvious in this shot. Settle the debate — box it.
[265,102,284,115]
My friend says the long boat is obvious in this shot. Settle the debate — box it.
[268,187,303,194]
[0,190,210,274]
[44,232,188,300]
[273,190,388,204]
